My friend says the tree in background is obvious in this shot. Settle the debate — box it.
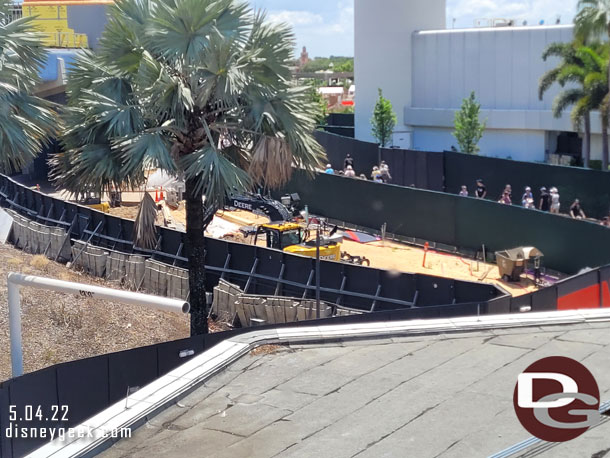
[453,92,486,154]
[575,0,610,170]
[50,0,325,335]
[371,89,396,147]
[306,81,328,126]
[539,43,594,168]
[0,4,57,173]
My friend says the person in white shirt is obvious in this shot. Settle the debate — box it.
[550,187,560,214]
[344,165,356,178]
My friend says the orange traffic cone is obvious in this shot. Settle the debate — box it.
[160,186,164,201]
[155,189,159,202]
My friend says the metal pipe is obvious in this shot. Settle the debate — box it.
[7,272,190,377]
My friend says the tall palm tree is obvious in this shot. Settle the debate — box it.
[49,0,325,335]
[575,0,610,169]
[0,3,57,173]
[540,43,591,167]
[579,45,610,170]
[539,43,608,168]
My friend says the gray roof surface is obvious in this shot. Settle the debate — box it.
[100,322,610,458]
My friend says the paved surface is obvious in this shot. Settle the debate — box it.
[101,322,610,458]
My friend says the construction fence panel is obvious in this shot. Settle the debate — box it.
[444,151,610,219]
[556,270,602,310]
[314,130,379,175]
[316,131,610,218]
[108,345,159,404]
[326,113,354,127]
[601,266,610,308]
[56,356,110,427]
[281,253,313,298]
[3,367,58,457]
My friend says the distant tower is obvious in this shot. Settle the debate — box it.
[299,46,310,69]
[354,0,446,142]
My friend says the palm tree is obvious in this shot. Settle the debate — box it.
[539,43,607,168]
[575,0,610,169]
[49,0,325,335]
[0,4,57,173]
[579,46,610,170]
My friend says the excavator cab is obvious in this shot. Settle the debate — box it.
[257,223,304,250]
[255,223,342,261]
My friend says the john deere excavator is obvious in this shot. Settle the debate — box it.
[254,222,370,265]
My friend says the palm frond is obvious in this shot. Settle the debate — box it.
[133,192,158,249]
[552,89,583,118]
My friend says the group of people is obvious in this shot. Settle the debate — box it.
[324,154,392,183]
[459,179,590,220]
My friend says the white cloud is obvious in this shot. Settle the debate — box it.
[268,10,324,27]
[268,3,354,57]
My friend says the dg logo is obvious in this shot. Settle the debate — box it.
[513,356,601,442]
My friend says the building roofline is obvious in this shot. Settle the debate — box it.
[415,24,574,35]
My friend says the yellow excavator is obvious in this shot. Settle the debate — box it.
[254,222,370,265]
[255,222,342,261]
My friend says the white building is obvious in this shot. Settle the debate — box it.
[354,0,598,163]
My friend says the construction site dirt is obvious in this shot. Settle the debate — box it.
[108,205,559,297]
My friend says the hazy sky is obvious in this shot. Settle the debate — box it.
[250,0,578,57]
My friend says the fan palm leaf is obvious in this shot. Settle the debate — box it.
[0,7,58,173]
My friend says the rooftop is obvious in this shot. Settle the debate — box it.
[98,320,610,458]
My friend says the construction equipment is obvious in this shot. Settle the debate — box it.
[227,193,299,222]
[254,222,370,266]
[255,222,341,261]
[495,246,544,282]
[77,195,110,213]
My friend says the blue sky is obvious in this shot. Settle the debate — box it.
[250,0,578,57]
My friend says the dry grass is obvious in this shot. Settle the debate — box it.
[0,243,191,382]
[30,254,50,271]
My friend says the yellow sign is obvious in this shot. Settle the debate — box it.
[22,4,88,48]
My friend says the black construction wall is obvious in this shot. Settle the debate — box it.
[380,148,444,191]
[444,152,610,219]
[314,131,610,219]
[314,130,378,174]
[281,171,610,274]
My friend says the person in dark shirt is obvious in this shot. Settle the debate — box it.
[539,187,551,212]
[569,199,586,219]
[475,179,487,199]
[344,154,354,171]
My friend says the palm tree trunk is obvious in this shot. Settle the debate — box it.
[584,113,591,169]
[185,176,208,335]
